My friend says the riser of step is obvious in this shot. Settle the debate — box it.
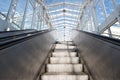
[55,44,67,49]
[42,72,88,80]
[52,52,77,57]
[68,42,73,44]
[50,57,79,64]
[47,64,83,73]
[68,46,76,49]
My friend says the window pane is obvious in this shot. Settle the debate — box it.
[115,0,120,5]
[110,21,120,39]
[0,0,11,20]
[24,1,33,29]
[96,1,105,25]
[13,0,26,27]
[104,0,114,16]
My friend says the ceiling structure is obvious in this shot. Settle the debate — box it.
[40,0,90,29]
[1,0,120,40]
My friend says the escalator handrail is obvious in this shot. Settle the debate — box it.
[0,29,53,50]
[75,29,120,46]
[0,29,37,38]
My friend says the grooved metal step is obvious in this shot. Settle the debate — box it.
[52,52,77,57]
[41,72,88,80]
[50,57,79,64]
[47,64,83,72]
[41,41,88,80]
[55,44,67,49]
[68,46,76,49]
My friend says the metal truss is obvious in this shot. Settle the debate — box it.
[47,2,82,8]
[1,0,120,39]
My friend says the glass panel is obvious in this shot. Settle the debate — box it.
[0,0,11,20]
[115,0,120,5]
[45,0,64,5]
[101,29,109,37]
[65,0,83,4]
[11,23,20,30]
[48,4,64,11]
[13,0,26,27]
[24,1,33,29]
[104,0,114,16]
[102,21,120,39]
[45,0,83,5]
[110,21,120,39]
[32,4,41,30]
[96,1,105,25]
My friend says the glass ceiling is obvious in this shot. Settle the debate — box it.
[44,0,84,29]
[0,0,120,40]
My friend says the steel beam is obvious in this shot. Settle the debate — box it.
[100,0,112,37]
[48,8,80,13]
[4,0,18,31]
[37,0,52,28]
[76,0,91,30]
[50,13,78,18]
[98,5,120,33]
[47,2,82,8]
[51,17,78,21]
[52,19,78,22]
[31,1,37,29]
[21,0,29,29]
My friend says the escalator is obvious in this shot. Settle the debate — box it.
[0,29,55,80]
[0,30,120,80]
[0,29,51,50]
[41,41,89,80]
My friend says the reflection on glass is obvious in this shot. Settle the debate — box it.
[96,1,105,25]
[102,21,120,39]
[24,1,33,29]
[116,0,120,5]
[102,29,109,37]
[110,21,120,39]
[82,7,95,32]
[13,0,26,27]
[104,0,114,16]
[56,28,71,41]
[0,0,11,20]
[33,5,40,30]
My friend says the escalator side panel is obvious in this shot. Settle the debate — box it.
[73,31,120,80]
[0,31,55,80]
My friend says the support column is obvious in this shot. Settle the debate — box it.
[31,1,37,29]
[91,2,99,33]
[40,15,42,30]
[21,0,29,29]
[37,12,40,30]
[100,0,112,37]
[42,9,45,29]
[116,5,120,24]
[4,0,18,31]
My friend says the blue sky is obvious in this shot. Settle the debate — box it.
[45,0,83,5]
[0,0,11,14]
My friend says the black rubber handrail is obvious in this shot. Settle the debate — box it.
[75,29,120,46]
[0,29,38,44]
[0,29,52,42]
[0,29,54,50]
[0,29,37,38]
